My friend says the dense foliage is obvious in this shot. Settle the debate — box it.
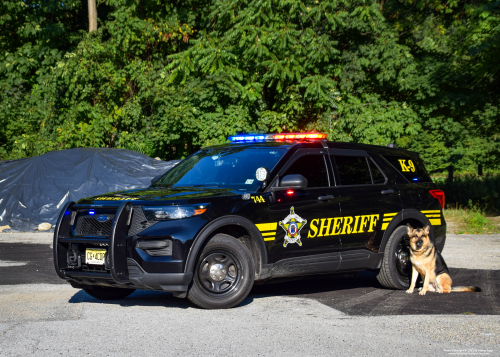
[1,0,499,170]
[435,174,500,213]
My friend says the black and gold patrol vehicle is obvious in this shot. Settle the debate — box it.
[53,132,446,309]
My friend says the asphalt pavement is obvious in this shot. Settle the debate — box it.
[0,234,498,356]
[0,242,498,316]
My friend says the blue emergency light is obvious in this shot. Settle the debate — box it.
[229,135,266,142]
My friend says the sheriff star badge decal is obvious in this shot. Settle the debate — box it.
[279,206,307,247]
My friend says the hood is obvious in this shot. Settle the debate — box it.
[79,186,241,205]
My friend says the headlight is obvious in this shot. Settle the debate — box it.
[143,204,209,221]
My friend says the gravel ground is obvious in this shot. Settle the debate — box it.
[0,232,498,356]
[441,234,500,270]
[0,285,498,356]
[0,233,52,245]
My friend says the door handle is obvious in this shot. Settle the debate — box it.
[381,189,395,195]
[318,195,334,200]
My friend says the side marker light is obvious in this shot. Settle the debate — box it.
[286,190,294,195]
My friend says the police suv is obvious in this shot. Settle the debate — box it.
[53,133,446,309]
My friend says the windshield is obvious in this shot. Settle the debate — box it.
[152,146,286,191]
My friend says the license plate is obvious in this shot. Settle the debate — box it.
[86,249,106,265]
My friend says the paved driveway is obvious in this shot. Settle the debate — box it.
[0,234,498,356]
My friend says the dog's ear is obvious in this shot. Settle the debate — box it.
[406,223,413,236]
[423,224,430,235]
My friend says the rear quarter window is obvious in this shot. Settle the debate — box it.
[382,155,432,183]
[332,155,372,185]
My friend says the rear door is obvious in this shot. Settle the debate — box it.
[329,149,403,255]
[380,153,446,248]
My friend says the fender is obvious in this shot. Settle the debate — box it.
[379,208,435,252]
[184,215,268,274]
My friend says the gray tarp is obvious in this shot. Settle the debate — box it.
[0,148,179,232]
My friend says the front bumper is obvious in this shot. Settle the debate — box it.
[65,269,193,292]
[53,201,193,293]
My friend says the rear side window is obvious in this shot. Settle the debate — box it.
[332,156,387,185]
[382,155,432,183]
[283,155,329,188]
[332,156,372,185]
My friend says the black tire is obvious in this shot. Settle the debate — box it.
[187,234,255,309]
[83,286,136,300]
[376,226,411,290]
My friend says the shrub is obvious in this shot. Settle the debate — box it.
[435,174,500,214]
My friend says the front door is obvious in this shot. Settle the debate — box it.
[265,149,341,272]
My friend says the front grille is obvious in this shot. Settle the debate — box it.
[74,209,116,236]
[81,266,108,273]
[128,208,158,236]
[73,207,158,237]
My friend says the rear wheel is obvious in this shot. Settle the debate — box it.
[187,234,255,309]
[376,226,411,290]
[83,286,136,300]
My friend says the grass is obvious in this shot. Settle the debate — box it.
[443,206,500,234]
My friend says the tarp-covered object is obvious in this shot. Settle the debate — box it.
[0,148,179,231]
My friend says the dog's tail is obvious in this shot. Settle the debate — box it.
[451,286,482,292]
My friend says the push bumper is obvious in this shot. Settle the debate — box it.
[53,201,192,293]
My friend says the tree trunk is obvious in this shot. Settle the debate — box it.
[447,165,454,183]
[88,0,97,32]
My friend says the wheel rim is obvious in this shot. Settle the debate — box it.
[197,251,241,295]
[394,238,411,282]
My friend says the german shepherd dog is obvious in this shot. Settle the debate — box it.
[405,224,481,295]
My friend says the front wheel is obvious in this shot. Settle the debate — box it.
[187,234,255,309]
[376,226,411,290]
[83,286,136,300]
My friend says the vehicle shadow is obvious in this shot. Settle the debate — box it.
[68,289,192,309]
[250,268,500,316]
[66,268,499,314]
[68,288,256,309]
[250,271,383,297]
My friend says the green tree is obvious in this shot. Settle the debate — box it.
[0,0,498,170]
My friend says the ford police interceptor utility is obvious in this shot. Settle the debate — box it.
[53,133,446,309]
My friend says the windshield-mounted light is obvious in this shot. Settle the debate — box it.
[142,204,209,221]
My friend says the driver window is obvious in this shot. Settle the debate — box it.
[282,155,329,188]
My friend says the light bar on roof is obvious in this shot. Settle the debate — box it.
[228,132,327,142]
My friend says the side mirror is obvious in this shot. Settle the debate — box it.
[280,174,308,189]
